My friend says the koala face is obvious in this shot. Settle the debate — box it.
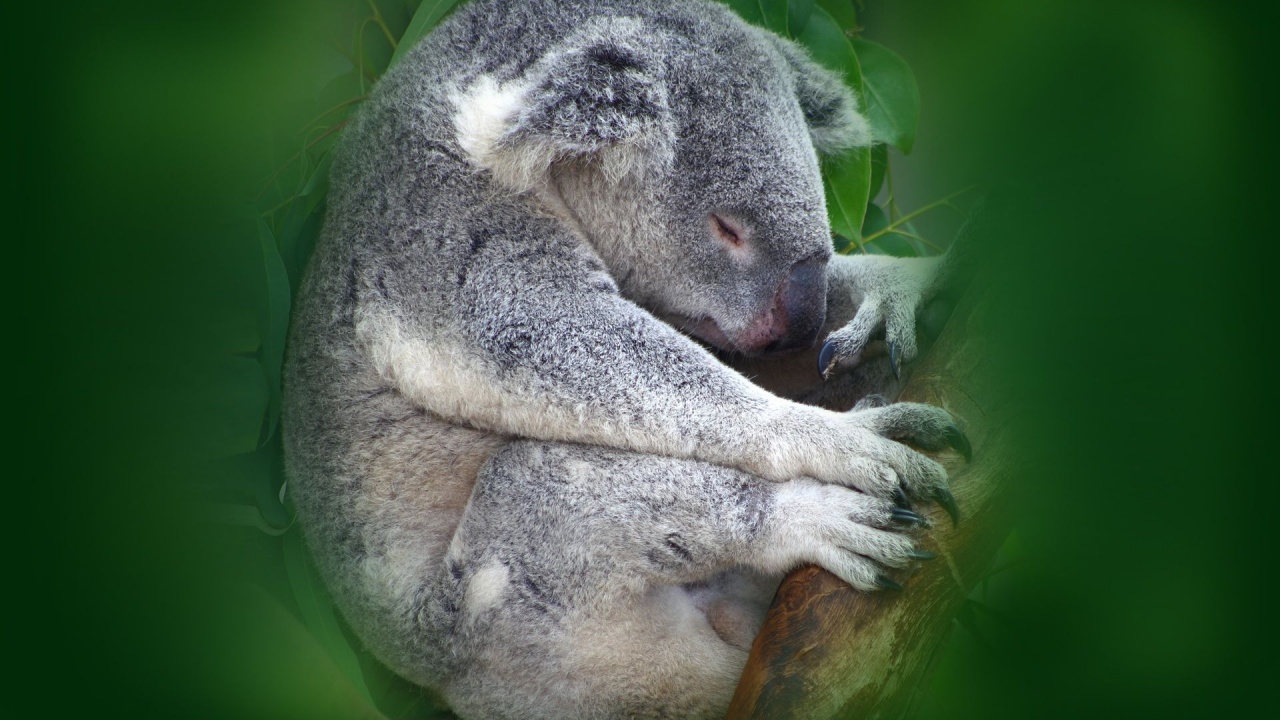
[454,9,870,354]
[650,33,839,355]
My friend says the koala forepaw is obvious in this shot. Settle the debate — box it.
[837,402,971,525]
[765,480,938,592]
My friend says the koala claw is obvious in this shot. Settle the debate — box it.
[891,507,928,526]
[874,575,904,591]
[889,340,903,379]
[907,549,938,561]
[944,424,973,462]
[818,338,838,379]
[932,487,961,526]
[892,485,911,509]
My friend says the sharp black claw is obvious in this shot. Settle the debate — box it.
[888,340,902,379]
[891,507,926,526]
[944,424,973,462]
[874,575,904,591]
[908,549,938,561]
[893,486,911,509]
[933,487,960,526]
[818,339,837,379]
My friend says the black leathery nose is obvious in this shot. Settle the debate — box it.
[773,256,828,352]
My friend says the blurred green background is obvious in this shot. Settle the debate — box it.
[8,0,1275,717]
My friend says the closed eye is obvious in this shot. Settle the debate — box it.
[710,212,745,247]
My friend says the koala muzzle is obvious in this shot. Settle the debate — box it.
[734,255,828,354]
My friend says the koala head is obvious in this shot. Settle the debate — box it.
[452,8,871,354]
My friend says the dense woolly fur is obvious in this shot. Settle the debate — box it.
[283,1,952,718]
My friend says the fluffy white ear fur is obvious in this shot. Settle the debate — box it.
[452,72,673,194]
[763,31,874,156]
[451,16,675,194]
[451,75,544,190]
[808,95,873,155]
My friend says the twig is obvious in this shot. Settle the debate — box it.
[885,227,945,253]
[862,186,976,244]
[257,121,348,202]
[366,0,398,50]
[299,95,368,135]
[328,39,378,84]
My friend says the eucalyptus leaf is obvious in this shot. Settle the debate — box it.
[862,202,919,257]
[388,0,463,71]
[852,38,921,154]
[823,146,872,251]
[816,0,857,32]
[258,220,291,446]
[798,7,870,249]
[868,143,888,200]
[757,0,790,34]
[284,529,376,704]
[787,0,816,37]
[201,356,269,457]
[795,6,864,97]
[718,0,764,25]
[223,585,386,719]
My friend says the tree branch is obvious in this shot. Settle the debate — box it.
[726,263,1015,719]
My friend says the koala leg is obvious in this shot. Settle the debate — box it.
[438,441,924,720]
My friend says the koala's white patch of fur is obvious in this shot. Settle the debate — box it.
[451,75,539,188]
[465,560,510,617]
[451,72,673,195]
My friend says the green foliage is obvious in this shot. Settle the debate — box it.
[852,38,922,153]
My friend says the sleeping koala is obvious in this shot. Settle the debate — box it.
[283,1,968,718]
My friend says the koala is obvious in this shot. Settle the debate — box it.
[283,1,969,718]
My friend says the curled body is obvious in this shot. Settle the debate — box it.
[284,1,960,718]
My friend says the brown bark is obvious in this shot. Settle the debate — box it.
[726,277,1016,720]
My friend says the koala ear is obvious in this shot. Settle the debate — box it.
[768,36,873,156]
[452,17,674,192]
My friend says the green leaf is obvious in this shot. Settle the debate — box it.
[202,356,270,457]
[787,0,816,37]
[868,143,888,200]
[795,7,864,97]
[718,0,764,25]
[798,7,870,250]
[387,0,462,71]
[852,38,921,154]
[862,202,919,257]
[258,220,291,446]
[283,529,375,704]
[823,147,871,252]
[816,0,857,32]
[757,0,790,34]
[213,585,386,719]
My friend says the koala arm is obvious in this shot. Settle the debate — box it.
[356,268,961,503]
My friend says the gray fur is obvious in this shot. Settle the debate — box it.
[283,1,955,718]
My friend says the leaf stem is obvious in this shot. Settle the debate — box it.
[328,39,378,84]
[257,121,348,202]
[366,0,398,50]
[861,186,975,244]
[888,227,945,253]
[299,94,368,135]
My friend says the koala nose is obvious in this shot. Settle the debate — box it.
[772,255,829,352]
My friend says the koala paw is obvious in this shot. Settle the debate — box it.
[835,402,970,524]
[819,257,942,380]
[762,479,936,591]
